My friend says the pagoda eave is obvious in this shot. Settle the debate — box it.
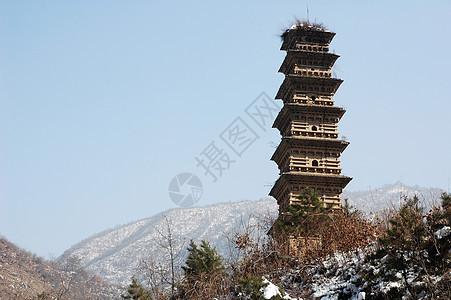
[271,137,349,163]
[281,30,335,51]
[276,76,343,100]
[278,52,339,74]
[272,104,346,130]
[269,172,352,201]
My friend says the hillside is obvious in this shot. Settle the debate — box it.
[59,182,445,286]
[0,237,122,299]
[0,237,51,299]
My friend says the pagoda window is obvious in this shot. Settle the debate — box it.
[312,126,317,131]
[312,160,319,167]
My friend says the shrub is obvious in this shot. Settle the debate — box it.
[237,274,267,299]
[273,188,379,260]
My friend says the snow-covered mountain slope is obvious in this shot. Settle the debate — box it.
[343,181,444,213]
[58,199,278,285]
[59,182,445,285]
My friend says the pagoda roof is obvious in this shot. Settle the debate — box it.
[271,137,349,164]
[281,27,335,51]
[278,51,339,74]
[273,104,345,130]
[269,172,352,200]
[276,75,343,100]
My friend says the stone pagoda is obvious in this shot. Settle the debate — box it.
[270,22,352,216]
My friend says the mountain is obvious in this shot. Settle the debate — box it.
[343,181,444,213]
[59,182,445,286]
[58,199,278,285]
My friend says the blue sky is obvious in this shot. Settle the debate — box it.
[1,0,450,258]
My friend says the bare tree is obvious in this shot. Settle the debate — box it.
[139,215,186,299]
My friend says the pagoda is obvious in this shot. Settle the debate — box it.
[270,22,352,216]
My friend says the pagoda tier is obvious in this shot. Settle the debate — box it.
[270,172,352,210]
[279,51,339,74]
[276,75,343,102]
[271,137,349,174]
[281,28,335,51]
[272,137,349,161]
[273,104,345,138]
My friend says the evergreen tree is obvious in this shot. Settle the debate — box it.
[179,240,227,298]
[375,196,429,295]
[295,187,327,217]
[274,187,329,235]
[365,194,450,297]
[379,196,426,271]
[121,277,151,300]
[424,192,451,274]
[382,196,426,251]
[182,240,224,281]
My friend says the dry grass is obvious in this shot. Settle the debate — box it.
[281,17,328,41]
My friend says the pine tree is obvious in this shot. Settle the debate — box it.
[179,240,227,298]
[182,240,224,281]
[424,192,451,275]
[295,187,327,217]
[366,195,451,297]
[274,187,329,235]
[375,196,429,295]
[121,277,151,300]
[380,196,426,271]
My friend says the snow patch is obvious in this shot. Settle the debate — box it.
[434,226,450,239]
[261,278,297,300]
